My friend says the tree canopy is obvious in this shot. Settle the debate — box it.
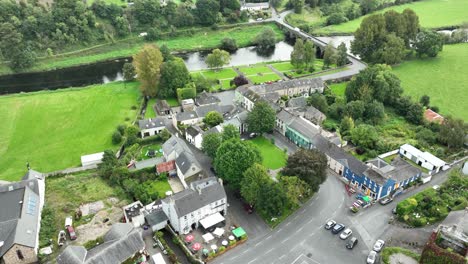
[202,132,223,159]
[240,163,271,206]
[350,124,379,150]
[246,101,276,134]
[204,111,224,127]
[206,49,231,70]
[281,149,327,192]
[159,58,190,98]
[438,116,466,149]
[133,44,164,97]
[254,27,277,52]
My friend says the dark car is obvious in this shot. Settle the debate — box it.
[346,237,358,249]
[379,197,393,205]
[331,223,345,234]
[243,203,253,214]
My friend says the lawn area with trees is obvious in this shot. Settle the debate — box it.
[250,136,287,170]
[316,0,468,34]
[392,43,468,121]
[0,82,140,181]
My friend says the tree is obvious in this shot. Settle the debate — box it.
[419,95,430,107]
[202,132,222,158]
[304,40,316,71]
[402,9,420,46]
[340,116,354,137]
[351,14,387,63]
[345,100,365,120]
[256,181,287,217]
[414,29,444,58]
[323,44,336,69]
[359,0,378,15]
[98,150,118,178]
[220,38,238,52]
[214,139,262,190]
[0,22,36,71]
[438,116,466,149]
[125,125,140,147]
[290,0,304,13]
[204,111,224,127]
[246,101,276,134]
[326,12,348,25]
[220,0,240,13]
[279,176,310,207]
[336,42,348,67]
[281,149,327,191]
[364,100,385,125]
[270,0,283,8]
[232,75,248,87]
[112,131,122,144]
[205,49,230,70]
[381,33,405,65]
[133,44,163,97]
[196,0,220,26]
[384,10,406,41]
[405,102,424,125]
[222,124,240,141]
[159,58,190,98]
[254,27,277,52]
[240,163,271,206]
[122,62,135,81]
[307,94,329,113]
[290,39,305,70]
[350,124,378,150]
[160,44,174,61]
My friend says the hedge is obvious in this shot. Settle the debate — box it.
[381,247,420,264]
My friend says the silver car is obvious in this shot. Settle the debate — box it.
[373,239,385,252]
[367,251,377,264]
[339,228,352,240]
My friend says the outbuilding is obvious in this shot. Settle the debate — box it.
[80,152,104,167]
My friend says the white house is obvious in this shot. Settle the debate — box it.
[185,126,204,149]
[172,111,199,128]
[138,117,166,138]
[463,161,468,175]
[161,177,227,234]
[240,2,269,11]
[399,144,446,174]
[123,201,146,228]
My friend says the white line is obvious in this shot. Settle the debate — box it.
[248,257,258,264]
[285,222,291,226]
[255,241,261,247]
[265,248,274,254]
[279,255,286,259]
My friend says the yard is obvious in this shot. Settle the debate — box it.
[392,43,468,121]
[250,136,287,170]
[316,0,468,34]
[238,64,283,84]
[0,82,140,181]
[145,98,157,118]
[269,60,344,79]
[140,144,163,160]
[328,82,347,97]
[191,68,238,90]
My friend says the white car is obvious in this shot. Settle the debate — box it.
[339,228,352,240]
[373,239,385,252]
[367,250,377,264]
[324,220,336,230]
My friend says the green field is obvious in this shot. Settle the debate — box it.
[239,65,283,84]
[191,68,238,90]
[0,24,284,75]
[0,82,140,181]
[329,82,347,97]
[250,136,287,170]
[392,43,468,120]
[145,98,157,118]
[317,0,468,34]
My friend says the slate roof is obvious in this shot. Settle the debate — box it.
[288,117,320,140]
[250,78,323,95]
[176,152,196,174]
[57,223,145,264]
[195,91,220,106]
[155,100,170,112]
[305,106,326,121]
[176,111,198,122]
[162,177,226,218]
[364,156,422,184]
[276,109,297,124]
[162,135,201,175]
[145,210,168,227]
[131,157,164,171]
[186,126,203,137]
[138,117,165,130]
[287,97,307,108]
[0,170,44,257]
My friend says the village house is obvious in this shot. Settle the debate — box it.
[181,99,195,112]
[173,111,199,127]
[185,125,204,149]
[240,1,269,11]
[0,170,45,264]
[424,108,444,124]
[57,223,145,264]
[138,117,166,138]
[154,99,171,116]
[399,144,446,174]
[161,177,227,234]
[195,91,221,106]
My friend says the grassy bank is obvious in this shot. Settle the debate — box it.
[392,43,468,120]
[0,23,284,76]
[0,82,140,181]
[316,0,468,34]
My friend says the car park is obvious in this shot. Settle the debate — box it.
[346,237,358,249]
[379,197,393,205]
[324,220,336,230]
[339,228,353,240]
[367,251,377,264]
[373,239,385,252]
[331,223,345,234]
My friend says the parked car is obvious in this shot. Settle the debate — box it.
[66,225,77,240]
[324,220,336,230]
[367,251,377,264]
[379,197,393,205]
[346,237,358,249]
[331,223,345,234]
[373,239,385,252]
[340,228,353,240]
[243,203,253,214]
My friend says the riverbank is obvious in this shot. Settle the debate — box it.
[0,23,284,76]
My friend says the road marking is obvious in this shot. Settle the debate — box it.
[265,248,274,254]
[285,222,291,226]
[255,241,261,247]
[280,255,286,259]
[248,257,258,264]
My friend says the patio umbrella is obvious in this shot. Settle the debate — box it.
[211,245,218,251]
[202,233,215,243]
[213,227,225,237]
[362,196,370,202]
[185,234,194,243]
[202,249,209,256]
[228,235,235,241]
[222,240,228,246]
[192,243,202,251]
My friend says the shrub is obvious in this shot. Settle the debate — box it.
[220,38,238,52]
[117,124,126,135]
[112,131,123,144]
[83,236,104,250]
[219,246,226,252]
[229,240,236,246]
[233,75,249,87]
[38,205,57,248]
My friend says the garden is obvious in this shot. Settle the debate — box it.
[395,170,468,227]
[381,247,420,264]
[0,81,140,181]
[249,136,287,170]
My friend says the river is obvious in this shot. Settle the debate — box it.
[0,41,294,95]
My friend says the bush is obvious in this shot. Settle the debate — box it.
[117,124,126,135]
[83,236,104,250]
[220,38,238,52]
[38,205,57,248]
[219,246,226,252]
[112,131,123,144]
[326,12,348,25]
[233,75,249,87]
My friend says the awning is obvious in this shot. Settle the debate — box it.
[232,227,246,238]
[199,213,225,229]
[213,227,224,237]
[202,233,214,243]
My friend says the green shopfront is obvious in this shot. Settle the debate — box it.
[285,127,313,149]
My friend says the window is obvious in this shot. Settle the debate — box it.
[184,216,187,220]
[17,250,24,260]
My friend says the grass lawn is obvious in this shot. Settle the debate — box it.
[0,82,140,181]
[239,65,272,75]
[381,247,420,264]
[317,0,468,34]
[45,171,129,239]
[392,43,468,121]
[286,7,326,28]
[250,136,287,170]
[270,61,295,72]
[0,24,284,76]
[140,144,163,160]
[145,98,157,118]
[192,68,238,90]
[329,82,347,97]
[147,180,172,199]
[249,73,282,84]
[166,97,180,107]
[238,64,283,84]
